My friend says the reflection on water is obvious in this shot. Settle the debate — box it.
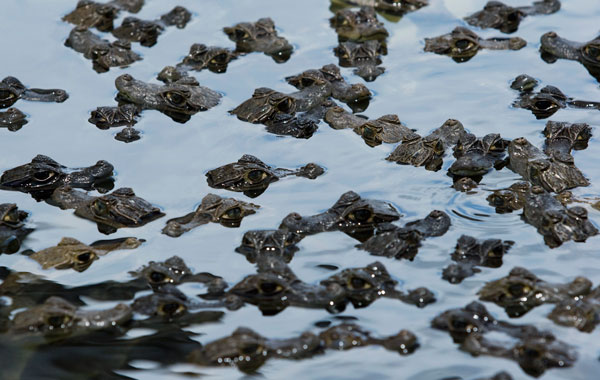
[1,0,600,379]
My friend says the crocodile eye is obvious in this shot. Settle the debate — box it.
[210,53,228,64]
[348,276,372,290]
[90,47,109,59]
[508,283,531,297]
[32,170,56,182]
[160,302,186,316]
[347,209,372,223]
[450,316,473,331]
[92,200,109,217]
[584,45,600,61]
[454,39,475,52]
[235,28,250,40]
[301,77,315,87]
[276,98,293,113]
[362,126,377,139]
[3,209,19,224]
[46,315,71,329]
[239,343,263,356]
[259,281,284,295]
[506,12,519,22]
[533,99,556,111]
[222,207,242,220]
[242,236,255,247]
[0,90,16,101]
[149,271,169,284]
[165,91,187,107]
[487,245,504,257]
[76,251,94,263]
[245,169,268,184]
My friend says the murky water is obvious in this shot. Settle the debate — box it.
[2,0,600,379]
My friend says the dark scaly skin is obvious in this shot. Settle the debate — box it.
[0,203,33,255]
[324,105,368,130]
[206,155,324,198]
[188,324,417,373]
[387,118,466,171]
[432,301,577,377]
[65,27,141,73]
[334,40,387,81]
[162,193,260,237]
[424,27,526,63]
[0,155,114,201]
[170,44,239,75]
[223,18,293,63]
[442,235,514,284]
[330,0,429,21]
[0,76,68,109]
[88,104,139,129]
[486,181,530,213]
[449,133,509,180]
[464,0,561,34]
[62,0,145,32]
[9,296,132,339]
[547,286,600,332]
[543,120,592,160]
[286,64,372,112]
[115,126,141,143]
[511,74,600,119]
[508,137,589,193]
[235,229,303,263]
[479,266,593,317]
[521,186,598,248]
[540,31,600,83]
[357,210,451,260]
[115,74,221,123]
[111,6,191,47]
[49,187,165,234]
[0,108,28,131]
[330,6,389,42]
[27,237,143,272]
[280,190,401,242]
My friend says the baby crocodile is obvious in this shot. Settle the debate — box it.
[188,323,418,373]
[49,186,165,234]
[280,190,401,242]
[166,44,239,75]
[543,120,592,160]
[62,0,145,32]
[88,103,140,139]
[325,107,418,147]
[235,229,303,264]
[540,31,600,83]
[224,18,293,63]
[450,133,509,177]
[357,210,451,260]
[424,26,526,62]
[464,0,561,34]
[486,181,531,213]
[112,6,191,47]
[206,155,324,198]
[115,74,221,123]
[0,108,28,131]
[334,40,387,81]
[479,266,593,318]
[27,237,144,272]
[0,76,68,109]
[330,6,389,42]
[0,155,114,201]
[0,203,33,255]
[65,27,141,73]
[521,186,597,248]
[510,74,600,119]
[508,137,588,193]
[432,301,576,377]
[330,0,429,21]
[442,235,514,284]
[386,118,466,171]
[162,193,260,237]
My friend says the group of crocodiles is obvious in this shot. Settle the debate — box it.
[2,0,600,379]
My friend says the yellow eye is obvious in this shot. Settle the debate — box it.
[584,45,600,61]
[92,200,109,216]
[347,209,372,223]
[3,210,19,223]
[508,283,531,297]
[165,91,187,107]
[32,170,55,182]
[46,315,72,329]
[245,170,268,184]
[348,276,372,290]
[235,28,250,40]
[454,39,475,52]
[222,207,242,220]
[276,98,292,113]
[239,343,263,356]
[159,302,186,316]
[258,281,284,295]
[533,99,557,111]
[149,271,170,284]
[76,251,95,263]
